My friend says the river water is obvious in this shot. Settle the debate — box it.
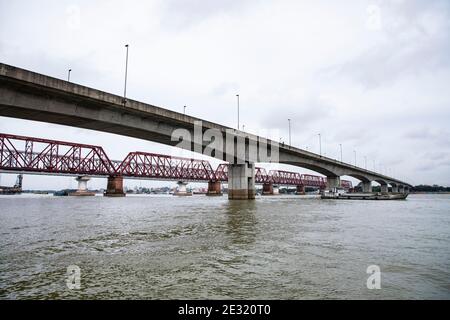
[0,193,449,299]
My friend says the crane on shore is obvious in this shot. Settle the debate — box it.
[0,174,23,195]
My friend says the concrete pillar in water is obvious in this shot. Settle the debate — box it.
[174,181,192,196]
[273,185,280,195]
[380,184,389,194]
[326,176,341,191]
[398,185,404,193]
[104,176,126,197]
[206,181,222,196]
[392,185,398,193]
[296,185,305,195]
[69,176,95,196]
[362,182,372,193]
[262,182,274,195]
[228,163,256,200]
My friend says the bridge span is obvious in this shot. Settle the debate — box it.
[0,132,354,196]
[0,63,411,199]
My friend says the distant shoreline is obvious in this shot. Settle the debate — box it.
[411,192,450,194]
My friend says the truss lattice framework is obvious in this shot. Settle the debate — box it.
[0,133,352,188]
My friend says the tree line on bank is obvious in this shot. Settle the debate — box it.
[355,184,450,193]
[411,185,450,192]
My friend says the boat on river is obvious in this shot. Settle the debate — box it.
[321,188,408,200]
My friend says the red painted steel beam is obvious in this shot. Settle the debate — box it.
[1,133,349,187]
[0,133,116,176]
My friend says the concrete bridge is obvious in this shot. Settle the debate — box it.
[0,63,412,199]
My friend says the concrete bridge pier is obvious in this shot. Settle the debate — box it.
[362,182,372,193]
[296,185,305,195]
[380,184,389,194]
[392,185,399,193]
[104,176,125,197]
[273,185,280,195]
[262,182,274,195]
[326,176,341,191]
[404,186,410,194]
[69,176,95,196]
[228,163,256,200]
[206,181,222,196]
[174,181,192,196]
[398,185,404,193]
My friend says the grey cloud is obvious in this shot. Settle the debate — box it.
[335,38,450,89]
[160,0,257,30]
[261,97,336,131]
[403,127,450,145]
[211,82,240,96]
[325,1,450,89]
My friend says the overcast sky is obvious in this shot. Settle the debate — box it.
[0,0,449,190]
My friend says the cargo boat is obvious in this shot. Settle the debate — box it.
[321,187,408,200]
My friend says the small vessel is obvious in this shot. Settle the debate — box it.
[321,187,408,200]
[53,189,73,197]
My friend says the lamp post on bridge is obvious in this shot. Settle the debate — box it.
[123,44,130,104]
[364,156,367,170]
[236,94,240,130]
[68,69,72,82]
[339,144,343,162]
[318,133,322,156]
[183,105,187,115]
[288,119,291,146]
[353,150,357,166]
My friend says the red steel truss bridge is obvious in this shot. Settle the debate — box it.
[0,133,352,189]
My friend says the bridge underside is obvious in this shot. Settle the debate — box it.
[0,63,412,200]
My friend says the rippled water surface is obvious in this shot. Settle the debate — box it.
[0,194,449,299]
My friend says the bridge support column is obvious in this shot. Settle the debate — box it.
[69,176,95,196]
[262,183,274,195]
[296,185,305,195]
[404,186,410,194]
[228,163,256,200]
[104,176,125,197]
[174,181,192,196]
[380,184,389,194]
[326,176,341,191]
[398,185,404,193]
[362,182,372,193]
[392,185,398,193]
[273,185,280,195]
[206,181,222,196]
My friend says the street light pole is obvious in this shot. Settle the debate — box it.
[339,144,343,162]
[183,106,187,115]
[68,69,72,82]
[236,94,240,130]
[288,119,291,146]
[318,134,322,156]
[354,150,357,166]
[123,44,129,104]
[364,156,367,170]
